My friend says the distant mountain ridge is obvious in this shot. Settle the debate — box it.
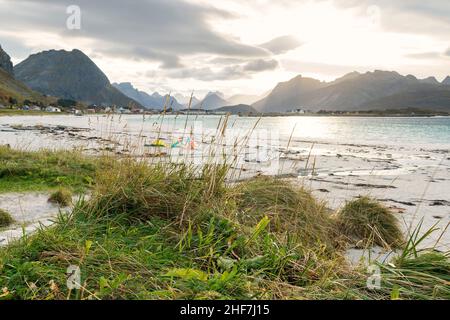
[227,94,262,106]
[113,82,182,110]
[14,49,141,107]
[253,71,450,112]
[195,92,230,110]
[214,104,259,114]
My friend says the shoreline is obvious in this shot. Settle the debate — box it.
[0,115,449,252]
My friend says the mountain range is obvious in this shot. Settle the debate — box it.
[253,71,450,113]
[14,49,140,107]
[113,82,183,110]
[2,44,450,113]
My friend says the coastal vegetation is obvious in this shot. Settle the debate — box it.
[48,188,73,207]
[0,209,14,228]
[0,148,448,300]
[337,197,404,248]
[0,145,99,193]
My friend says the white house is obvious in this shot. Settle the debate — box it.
[118,107,131,114]
[288,108,306,114]
[45,106,61,113]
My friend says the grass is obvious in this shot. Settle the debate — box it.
[0,209,14,228]
[0,145,103,193]
[48,188,73,207]
[0,109,62,116]
[0,149,448,300]
[337,197,404,248]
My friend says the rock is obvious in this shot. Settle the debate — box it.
[0,45,14,76]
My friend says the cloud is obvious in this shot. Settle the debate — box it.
[260,35,302,54]
[167,59,279,81]
[327,0,450,38]
[0,0,269,68]
[405,52,442,60]
[445,48,450,57]
[243,59,279,72]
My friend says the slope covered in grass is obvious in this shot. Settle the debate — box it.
[0,68,49,105]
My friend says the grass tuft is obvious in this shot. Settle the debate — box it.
[0,209,14,227]
[48,188,73,207]
[230,176,337,249]
[337,197,404,248]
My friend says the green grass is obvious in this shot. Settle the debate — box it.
[0,146,102,193]
[0,209,14,228]
[0,109,63,116]
[337,197,404,248]
[48,188,73,207]
[0,149,448,300]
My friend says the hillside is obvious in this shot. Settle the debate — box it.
[361,89,450,111]
[0,69,50,105]
[252,75,326,112]
[0,45,49,105]
[214,104,259,114]
[14,49,140,107]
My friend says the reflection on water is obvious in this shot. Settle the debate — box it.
[1,115,450,149]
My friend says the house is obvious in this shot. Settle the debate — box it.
[118,107,131,114]
[179,108,208,115]
[45,106,61,113]
[71,109,83,116]
[288,108,306,114]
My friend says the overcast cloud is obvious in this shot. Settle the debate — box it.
[0,0,449,96]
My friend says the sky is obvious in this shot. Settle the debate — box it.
[0,0,449,98]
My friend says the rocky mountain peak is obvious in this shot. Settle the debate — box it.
[0,45,14,77]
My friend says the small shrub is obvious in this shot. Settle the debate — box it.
[337,197,403,248]
[48,188,73,206]
[0,208,14,227]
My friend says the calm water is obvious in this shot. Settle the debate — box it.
[131,115,450,148]
[1,115,450,149]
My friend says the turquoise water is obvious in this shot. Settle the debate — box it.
[2,115,450,149]
[133,115,450,147]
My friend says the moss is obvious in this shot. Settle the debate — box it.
[0,208,14,227]
[337,197,403,248]
[48,188,73,206]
